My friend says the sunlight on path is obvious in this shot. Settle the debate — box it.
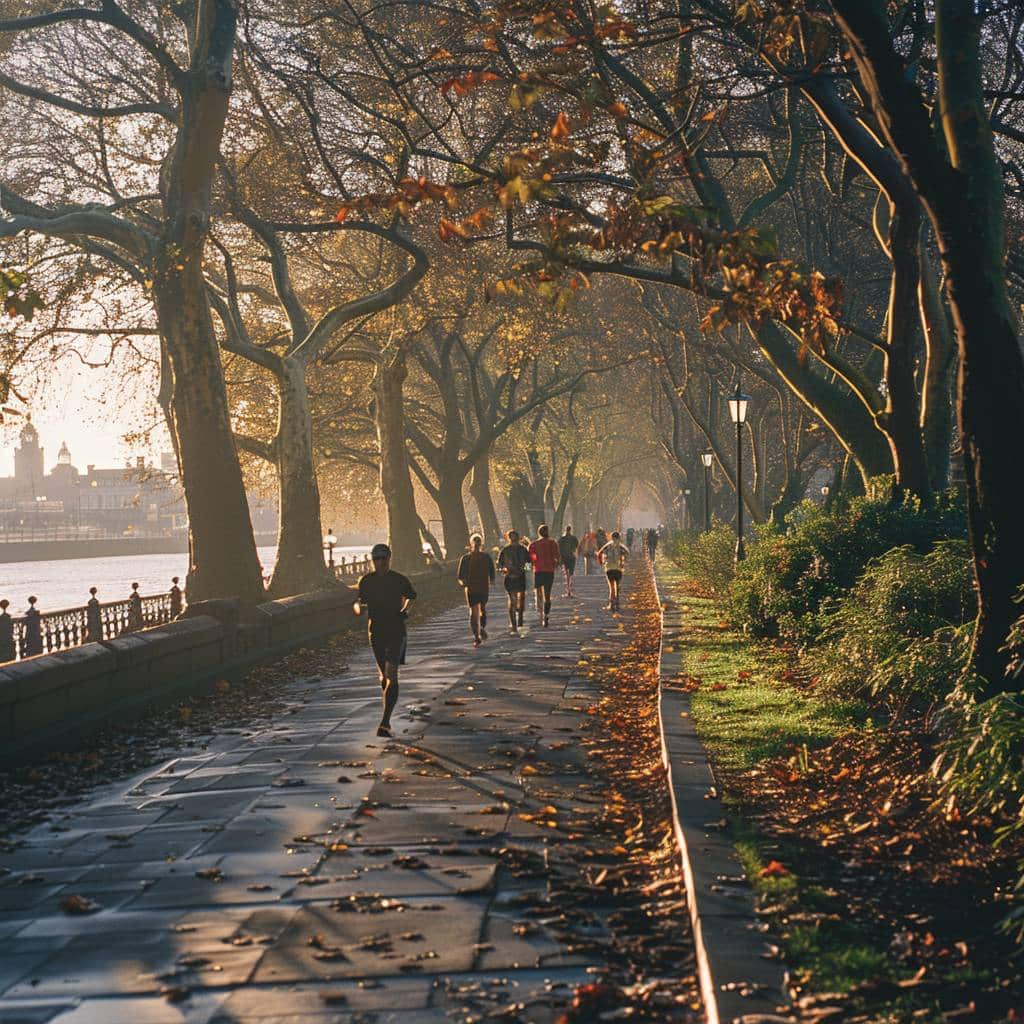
[0,574,695,1023]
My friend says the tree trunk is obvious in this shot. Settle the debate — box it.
[437,470,471,557]
[155,286,264,604]
[373,353,422,572]
[469,457,501,547]
[151,0,263,605]
[267,360,333,598]
[880,201,932,501]
[944,240,1024,694]
[756,322,894,485]
[507,481,530,535]
[918,248,956,493]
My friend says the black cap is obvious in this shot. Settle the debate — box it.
[371,543,391,559]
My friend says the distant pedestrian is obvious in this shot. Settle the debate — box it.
[354,543,416,738]
[580,526,597,575]
[498,529,531,632]
[626,527,635,551]
[595,526,608,551]
[599,531,629,612]
[647,527,658,561]
[558,525,579,597]
[457,534,495,647]
[528,524,561,627]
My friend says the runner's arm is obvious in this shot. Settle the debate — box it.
[401,576,417,613]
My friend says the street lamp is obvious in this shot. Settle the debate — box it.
[683,488,691,531]
[700,450,714,533]
[728,384,751,562]
[323,528,338,569]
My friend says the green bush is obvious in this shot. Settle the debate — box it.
[667,523,737,596]
[933,686,1024,938]
[803,541,973,705]
[729,488,966,641]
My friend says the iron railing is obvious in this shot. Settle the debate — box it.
[0,579,184,664]
[331,555,372,580]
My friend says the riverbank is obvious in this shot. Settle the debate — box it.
[0,545,370,613]
[0,533,279,564]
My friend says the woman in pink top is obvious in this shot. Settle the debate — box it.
[528,524,562,627]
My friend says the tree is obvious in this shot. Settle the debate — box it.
[829,0,1024,691]
[0,1,263,602]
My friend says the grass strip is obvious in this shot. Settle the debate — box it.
[657,560,981,1021]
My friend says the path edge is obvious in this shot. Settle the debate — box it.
[651,562,789,1024]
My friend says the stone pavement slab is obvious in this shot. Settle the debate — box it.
[0,575,651,1022]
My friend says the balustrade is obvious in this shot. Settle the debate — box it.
[0,579,184,664]
[332,555,372,580]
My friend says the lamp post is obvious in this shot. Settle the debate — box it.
[820,484,830,510]
[323,528,338,569]
[727,384,751,562]
[683,488,691,531]
[700,450,714,532]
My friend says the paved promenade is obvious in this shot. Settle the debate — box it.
[0,574,662,1024]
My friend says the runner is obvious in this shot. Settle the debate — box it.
[354,543,417,738]
[528,524,561,627]
[647,527,659,562]
[598,530,629,612]
[558,525,579,597]
[498,529,530,632]
[626,526,635,551]
[595,526,608,552]
[457,534,495,646]
[580,526,597,575]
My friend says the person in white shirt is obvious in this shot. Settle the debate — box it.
[598,531,629,612]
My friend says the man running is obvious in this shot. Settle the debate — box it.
[498,529,530,632]
[599,531,629,612]
[354,543,416,737]
[457,534,495,646]
[558,525,579,597]
[528,524,561,627]
[647,527,659,562]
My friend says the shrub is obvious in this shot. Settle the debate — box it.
[729,488,966,641]
[803,541,973,705]
[667,524,737,596]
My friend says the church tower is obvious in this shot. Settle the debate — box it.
[13,417,44,495]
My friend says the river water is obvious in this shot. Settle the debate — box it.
[0,545,370,614]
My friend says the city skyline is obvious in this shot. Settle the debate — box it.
[1,367,165,477]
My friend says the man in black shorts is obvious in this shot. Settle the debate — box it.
[498,529,530,632]
[528,524,561,627]
[558,525,579,598]
[354,543,416,737]
[457,533,495,646]
[598,531,629,612]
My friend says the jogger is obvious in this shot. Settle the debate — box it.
[598,531,629,612]
[558,525,579,597]
[498,529,530,631]
[528,524,561,627]
[457,534,495,646]
[354,543,417,737]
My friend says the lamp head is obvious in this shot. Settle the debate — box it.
[700,450,714,468]
[727,383,750,424]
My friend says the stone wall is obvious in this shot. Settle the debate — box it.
[0,564,454,763]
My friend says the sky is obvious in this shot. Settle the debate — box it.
[1,353,168,477]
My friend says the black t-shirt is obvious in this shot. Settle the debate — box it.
[498,543,530,578]
[357,570,416,633]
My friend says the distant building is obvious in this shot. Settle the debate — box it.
[0,422,277,537]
